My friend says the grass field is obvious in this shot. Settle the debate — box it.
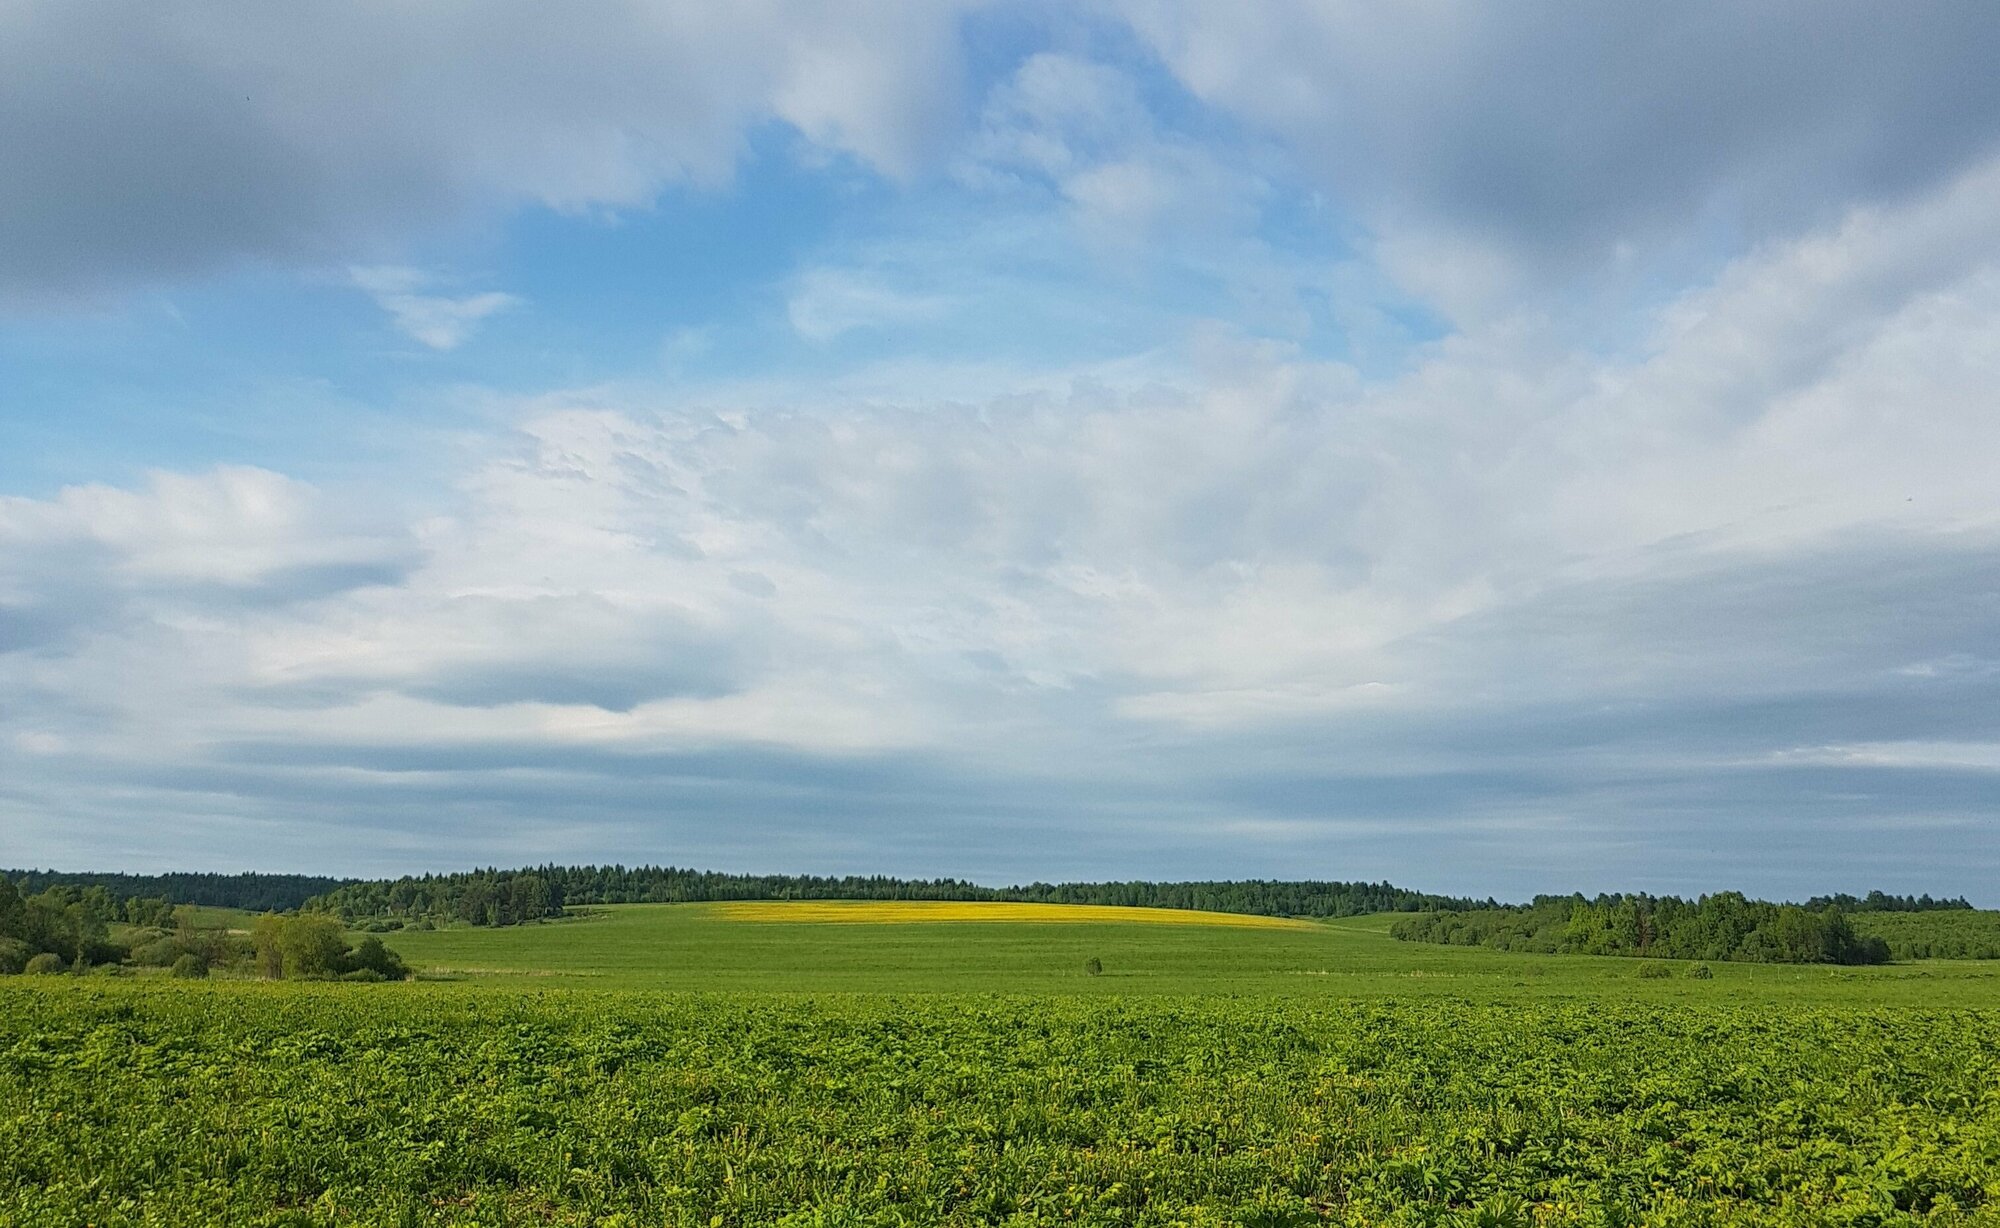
[7,901,2000,1225]
[713,900,1317,928]
[373,901,2000,1003]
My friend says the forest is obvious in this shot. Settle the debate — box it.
[1390,892,1895,964]
[1851,908,2000,959]
[1804,890,1972,912]
[2,869,351,911]
[300,865,1492,927]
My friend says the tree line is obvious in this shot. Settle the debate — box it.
[1802,891,1971,912]
[1849,909,2000,960]
[1390,892,1893,965]
[301,865,1494,927]
[3,869,351,912]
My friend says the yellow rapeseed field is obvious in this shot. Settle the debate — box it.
[713,900,1316,929]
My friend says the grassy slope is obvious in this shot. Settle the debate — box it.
[107,904,258,945]
[374,902,2000,1004]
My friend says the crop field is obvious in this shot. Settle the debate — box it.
[6,903,2000,1226]
[713,900,1315,928]
[372,902,2000,1002]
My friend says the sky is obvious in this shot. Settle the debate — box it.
[4,2,2000,901]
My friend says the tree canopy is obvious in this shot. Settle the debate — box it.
[1391,892,1893,965]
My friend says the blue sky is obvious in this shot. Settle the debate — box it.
[4,2,2000,900]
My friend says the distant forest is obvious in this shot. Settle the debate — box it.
[301,867,1491,928]
[1851,910,2000,960]
[1390,893,1910,965]
[1803,891,1971,913]
[3,870,349,912]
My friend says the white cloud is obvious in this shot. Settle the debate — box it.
[351,266,521,350]
[1769,743,2000,773]
[0,465,407,589]
[786,267,954,343]
[960,52,1260,248]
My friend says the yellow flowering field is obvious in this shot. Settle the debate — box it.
[714,899,1316,929]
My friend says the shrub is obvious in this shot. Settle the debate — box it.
[24,952,67,976]
[340,968,387,983]
[170,954,208,979]
[1686,963,1713,980]
[131,936,184,967]
[0,938,29,975]
[1636,961,1674,979]
[341,935,409,980]
[1083,958,1103,977]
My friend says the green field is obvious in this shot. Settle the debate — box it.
[6,902,2000,1225]
[375,902,2000,1004]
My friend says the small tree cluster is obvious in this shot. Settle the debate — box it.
[0,879,126,972]
[251,914,409,981]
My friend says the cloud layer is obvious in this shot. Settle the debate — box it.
[0,0,968,303]
[1119,1,2000,309]
[9,155,2000,893]
[3,2,1998,897]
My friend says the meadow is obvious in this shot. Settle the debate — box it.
[6,903,2000,1226]
[374,902,2000,1003]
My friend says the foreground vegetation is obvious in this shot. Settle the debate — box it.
[5,979,1998,1226]
[7,903,2000,1224]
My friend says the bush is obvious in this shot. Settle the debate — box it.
[0,938,30,975]
[24,952,67,976]
[1636,961,1674,978]
[340,968,387,983]
[1083,957,1103,977]
[170,954,208,979]
[131,936,184,967]
[1686,963,1713,980]
[341,935,409,980]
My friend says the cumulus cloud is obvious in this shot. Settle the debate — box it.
[0,0,970,303]
[0,466,412,616]
[1115,0,2000,311]
[8,0,1995,331]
